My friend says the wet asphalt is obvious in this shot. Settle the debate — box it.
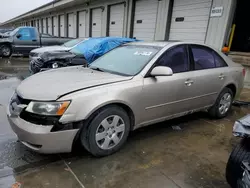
[0,57,250,187]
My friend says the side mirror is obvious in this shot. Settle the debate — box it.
[150,66,173,77]
[16,34,22,39]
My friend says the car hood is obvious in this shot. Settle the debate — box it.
[31,46,70,54]
[16,66,132,101]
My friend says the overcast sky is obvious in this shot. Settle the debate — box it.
[0,0,53,23]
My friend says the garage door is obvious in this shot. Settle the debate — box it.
[53,16,58,36]
[78,11,87,38]
[48,17,52,35]
[59,15,65,37]
[109,3,125,37]
[91,8,103,37]
[42,18,47,33]
[133,0,159,40]
[169,0,212,43]
[68,13,75,37]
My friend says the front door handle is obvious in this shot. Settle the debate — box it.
[219,74,225,80]
[185,79,194,86]
[32,39,37,42]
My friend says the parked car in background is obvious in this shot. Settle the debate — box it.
[8,41,244,157]
[29,37,138,74]
[226,115,250,188]
[0,27,73,57]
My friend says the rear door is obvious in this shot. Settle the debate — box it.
[189,44,229,108]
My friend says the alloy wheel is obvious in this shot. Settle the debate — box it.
[95,115,125,150]
[219,93,232,115]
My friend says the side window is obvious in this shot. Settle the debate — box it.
[191,45,215,70]
[156,45,189,73]
[17,28,36,40]
[213,51,228,67]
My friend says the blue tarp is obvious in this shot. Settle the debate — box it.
[71,37,138,63]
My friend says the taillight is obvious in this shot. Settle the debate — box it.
[243,68,246,77]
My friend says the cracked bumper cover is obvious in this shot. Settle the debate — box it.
[7,106,79,154]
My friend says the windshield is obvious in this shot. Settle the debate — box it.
[9,28,19,36]
[89,45,160,76]
[63,39,84,48]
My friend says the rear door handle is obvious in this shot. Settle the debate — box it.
[219,74,225,80]
[185,79,194,86]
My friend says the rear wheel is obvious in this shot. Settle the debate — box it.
[226,138,250,187]
[80,106,130,157]
[208,88,233,118]
[1,44,12,57]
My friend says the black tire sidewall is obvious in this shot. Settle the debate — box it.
[1,44,12,57]
[211,88,233,118]
[226,138,250,187]
[82,106,130,157]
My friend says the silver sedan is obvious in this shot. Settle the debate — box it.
[7,41,244,156]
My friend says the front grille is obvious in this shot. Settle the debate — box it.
[20,111,61,126]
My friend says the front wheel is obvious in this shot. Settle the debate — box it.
[226,138,250,188]
[80,106,130,157]
[0,44,12,57]
[208,88,233,118]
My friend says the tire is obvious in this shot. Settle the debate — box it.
[80,106,130,157]
[0,44,12,57]
[208,87,233,118]
[226,138,250,188]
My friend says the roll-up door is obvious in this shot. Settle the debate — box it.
[67,13,75,37]
[53,16,59,36]
[42,18,47,33]
[169,0,212,43]
[48,17,52,35]
[108,3,125,37]
[133,0,159,40]
[59,15,65,37]
[91,8,103,37]
[78,11,87,38]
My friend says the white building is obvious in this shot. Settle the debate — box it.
[0,0,241,50]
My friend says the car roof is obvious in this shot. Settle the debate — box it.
[125,41,212,48]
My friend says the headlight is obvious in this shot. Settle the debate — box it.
[25,101,70,116]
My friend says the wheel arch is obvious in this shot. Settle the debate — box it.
[225,83,237,98]
[85,102,136,131]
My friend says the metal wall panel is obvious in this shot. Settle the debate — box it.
[91,8,103,37]
[59,15,65,37]
[53,16,59,36]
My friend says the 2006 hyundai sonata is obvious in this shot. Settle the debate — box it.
[7,41,244,156]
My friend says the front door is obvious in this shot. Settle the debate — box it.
[141,45,197,124]
[13,27,40,55]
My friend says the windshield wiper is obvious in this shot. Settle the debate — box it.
[89,66,104,72]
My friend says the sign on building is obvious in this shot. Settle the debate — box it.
[210,6,224,17]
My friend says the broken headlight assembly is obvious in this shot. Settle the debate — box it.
[25,101,71,116]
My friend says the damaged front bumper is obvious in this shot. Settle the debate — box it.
[7,96,79,154]
[233,115,250,137]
